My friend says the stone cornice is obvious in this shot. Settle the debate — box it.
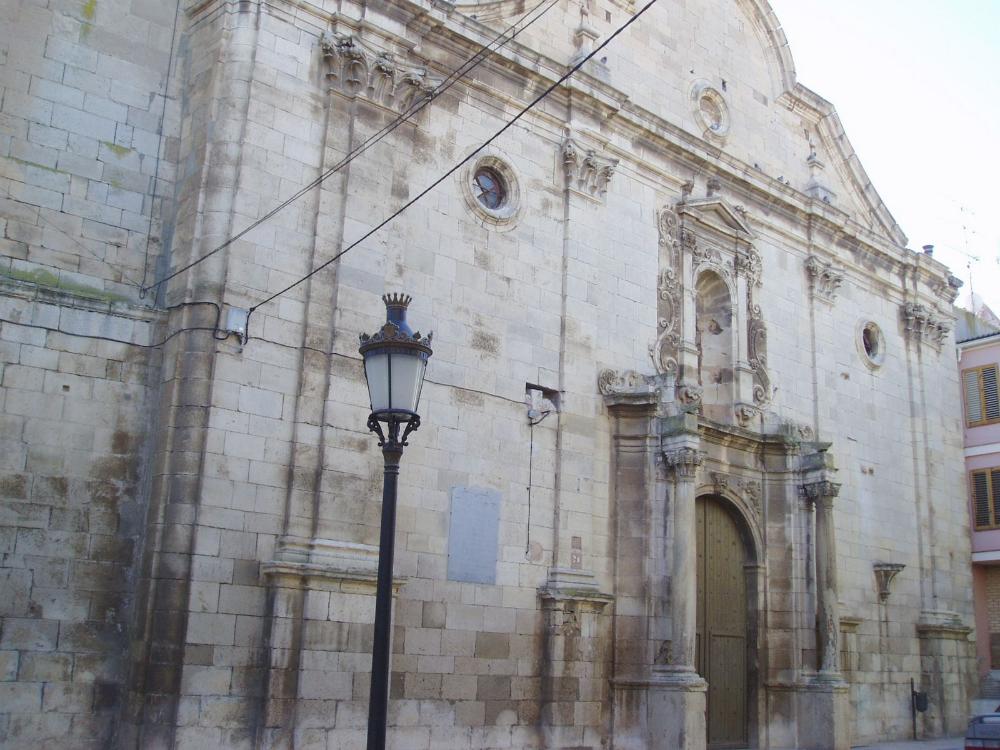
[263,538,405,592]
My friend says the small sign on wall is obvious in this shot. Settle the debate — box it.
[447,486,500,585]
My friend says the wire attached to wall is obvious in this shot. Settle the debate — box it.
[140,0,560,297]
[242,0,660,333]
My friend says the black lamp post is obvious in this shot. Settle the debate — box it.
[359,293,432,750]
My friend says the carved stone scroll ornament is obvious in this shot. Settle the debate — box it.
[735,247,763,288]
[873,562,905,603]
[735,403,760,428]
[562,138,618,200]
[804,255,845,303]
[675,383,703,411]
[657,207,681,268]
[320,32,438,113]
[649,268,681,375]
[748,304,771,406]
[597,368,651,396]
[901,302,950,350]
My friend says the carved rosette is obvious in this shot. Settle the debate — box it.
[321,32,438,113]
[901,302,950,350]
[804,255,845,303]
[748,304,771,406]
[662,447,705,479]
[597,368,650,396]
[561,138,618,201]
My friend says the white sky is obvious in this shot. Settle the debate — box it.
[767,0,1000,314]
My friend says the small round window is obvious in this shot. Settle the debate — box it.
[858,321,885,368]
[473,167,506,210]
[461,152,521,229]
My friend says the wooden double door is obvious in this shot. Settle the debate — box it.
[695,497,749,749]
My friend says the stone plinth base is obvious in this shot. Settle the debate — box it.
[795,678,851,750]
[612,672,707,750]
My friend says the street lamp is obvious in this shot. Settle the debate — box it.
[359,293,432,750]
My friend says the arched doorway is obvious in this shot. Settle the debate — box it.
[696,496,751,749]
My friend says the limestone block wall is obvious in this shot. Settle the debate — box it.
[0,0,180,746]
[0,288,161,748]
[0,0,976,747]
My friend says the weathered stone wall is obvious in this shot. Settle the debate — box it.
[0,0,179,746]
[0,0,975,748]
[0,292,160,748]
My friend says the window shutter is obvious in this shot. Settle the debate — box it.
[993,469,1000,527]
[973,471,992,529]
[984,365,999,422]
[966,369,985,424]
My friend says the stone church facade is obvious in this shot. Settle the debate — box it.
[0,0,975,748]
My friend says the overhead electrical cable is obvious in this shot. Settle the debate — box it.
[244,0,659,332]
[141,0,560,297]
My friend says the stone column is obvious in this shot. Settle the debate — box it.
[662,446,704,676]
[804,480,841,677]
[796,479,849,750]
[641,442,706,750]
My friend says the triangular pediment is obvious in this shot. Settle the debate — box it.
[677,198,754,242]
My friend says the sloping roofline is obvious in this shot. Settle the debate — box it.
[741,0,908,246]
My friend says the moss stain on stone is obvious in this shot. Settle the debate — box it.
[12,157,63,174]
[80,0,96,38]
[1,267,129,303]
[101,141,132,158]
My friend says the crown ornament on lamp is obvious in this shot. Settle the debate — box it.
[359,293,433,446]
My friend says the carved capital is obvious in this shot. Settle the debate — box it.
[901,302,950,350]
[800,480,841,504]
[804,255,845,303]
[321,32,438,113]
[663,447,704,479]
[562,138,618,201]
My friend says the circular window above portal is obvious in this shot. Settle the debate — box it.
[857,321,885,368]
[461,150,521,229]
[691,80,731,141]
